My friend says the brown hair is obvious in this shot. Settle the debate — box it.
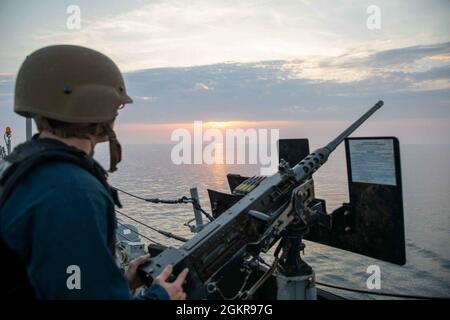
[34,115,121,172]
[34,115,112,139]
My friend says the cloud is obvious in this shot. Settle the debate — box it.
[370,42,450,67]
[285,43,450,82]
[1,42,449,144]
[28,0,450,73]
[0,74,14,108]
[280,105,338,114]
[113,42,450,125]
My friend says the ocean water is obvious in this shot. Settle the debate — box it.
[94,143,450,299]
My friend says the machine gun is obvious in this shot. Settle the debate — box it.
[140,100,405,299]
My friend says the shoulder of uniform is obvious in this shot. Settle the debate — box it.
[31,161,108,192]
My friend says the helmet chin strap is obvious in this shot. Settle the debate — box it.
[87,122,121,173]
[106,127,122,173]
[33,116,122,173]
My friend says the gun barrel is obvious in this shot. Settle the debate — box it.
[293,100,383,182]
[325,100,383,152]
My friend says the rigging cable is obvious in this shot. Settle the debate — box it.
[116,209,188,243]
[315,281,446,300]
[116,220,163,246]
[113,186,214,221]
[193,203,214,222]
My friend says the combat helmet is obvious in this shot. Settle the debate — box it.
[14,45,132,172]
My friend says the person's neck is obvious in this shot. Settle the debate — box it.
[39,131,94,155]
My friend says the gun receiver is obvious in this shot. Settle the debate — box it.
[139,100,384,299]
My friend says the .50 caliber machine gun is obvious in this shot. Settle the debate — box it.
[140,100,406,299]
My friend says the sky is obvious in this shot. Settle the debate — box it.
[0,0,449,145]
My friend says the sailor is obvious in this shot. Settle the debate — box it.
[0,45,188,300]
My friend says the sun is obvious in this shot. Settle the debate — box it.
[204,121,250,130]
[207,121,229,129]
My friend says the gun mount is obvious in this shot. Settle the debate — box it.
[139,100,405,299]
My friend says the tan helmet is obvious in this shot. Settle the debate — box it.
[14,45,133,172]
[15,44,132,122]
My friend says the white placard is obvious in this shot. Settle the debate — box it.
[348,139,397,186]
